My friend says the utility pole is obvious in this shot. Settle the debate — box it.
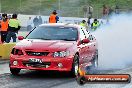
[97,0,99,18]
[58,0,60,11]
[39,0,41,15]
[20,0,21,13]
[58,0,61,16]
[0,0,1,13]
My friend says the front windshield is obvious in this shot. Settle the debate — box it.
[26,26,78,41]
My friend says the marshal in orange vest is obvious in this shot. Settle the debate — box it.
[0,19,9,31]
[49,14,56,23]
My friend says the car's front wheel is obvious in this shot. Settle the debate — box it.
[10,68,21,75]
[70,54,79,77]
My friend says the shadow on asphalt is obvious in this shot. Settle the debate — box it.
[8,68,122,79]
[0,71,75,88]
[10,70,75,79]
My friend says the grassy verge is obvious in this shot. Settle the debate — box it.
[1,0,132,17]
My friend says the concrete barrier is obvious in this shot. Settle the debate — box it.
[0,43,16,59]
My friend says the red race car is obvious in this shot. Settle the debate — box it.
[9,23,98,76]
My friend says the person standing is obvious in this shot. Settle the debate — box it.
[49,10,59,23]
[80,20,87,27]
[115,5,120,14]
[87,16,92,27]
[0,14,2,21]
[0,13,9,43]
[27,17,32,31]
[91,19,100,31]
[33,16,39,27]
[38,16,43,25]
[8,15,12,19]
[88,5,93,17]
[0,14,2,27]
[102,5,109,19]
[56,15,59,23]
[6,14,21,43]
[108,7,114,16]
[80,20,88,30]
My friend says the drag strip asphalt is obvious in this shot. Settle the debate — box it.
[0,63,132,88]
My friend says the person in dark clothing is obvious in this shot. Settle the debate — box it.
[108,7,114,16]
[0,14,2,20]
[87,16,91,26]
[56,15,59,23]
[33,16,39,27]
[8,15,12,19]
[115,5,120,14]
[38,16,43,25]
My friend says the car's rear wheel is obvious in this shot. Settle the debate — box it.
[70,54,79,77]
[10,68,21,75]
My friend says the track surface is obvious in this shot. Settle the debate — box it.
[0,31,132,88]
[0,63,132,88]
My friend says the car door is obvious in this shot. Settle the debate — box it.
[78,27,87,64]
[83,29,95,62]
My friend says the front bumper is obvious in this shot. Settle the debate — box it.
[9,55,74,71]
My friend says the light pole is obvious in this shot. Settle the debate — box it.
[97,0,99,18]
[20,0,21,13]
[0,0,1,12]
[59,0,60,11]
[58,0,60,16]
[39,0,41,15]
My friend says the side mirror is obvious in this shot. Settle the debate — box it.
[18,36,24,40]
[82,38,90,44]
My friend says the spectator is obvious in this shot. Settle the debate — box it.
[6,14,21,43]
[27,17,32,31]
[8,15,12,19]
[0,13,9,43]
[91,19,100,31]
[108,7,114,16]
[102,4,109,19]
[49,10,59,23]
[88,5,93,17]
[33,16,39,27]
[87,16,92,27]
[54,10,59,23]
[115,5,120,14]
[56,15,59,23]
[80,20,88,29]
[0,14,2,20]
[83,5,88,18]
[38,16,43,25]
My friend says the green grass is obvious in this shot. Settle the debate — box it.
[1,0,132,18]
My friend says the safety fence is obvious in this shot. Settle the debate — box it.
[0,43,16,59]
[0,0,131,18]
[0,31,28,59]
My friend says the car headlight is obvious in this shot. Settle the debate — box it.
[54,52,60,57]
[53,51,70,57]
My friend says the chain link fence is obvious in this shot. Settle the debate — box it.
[0,0,132,18]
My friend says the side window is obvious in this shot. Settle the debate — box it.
[83,28,94,41]
[79,28,86,40]
[83,28,90,39]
